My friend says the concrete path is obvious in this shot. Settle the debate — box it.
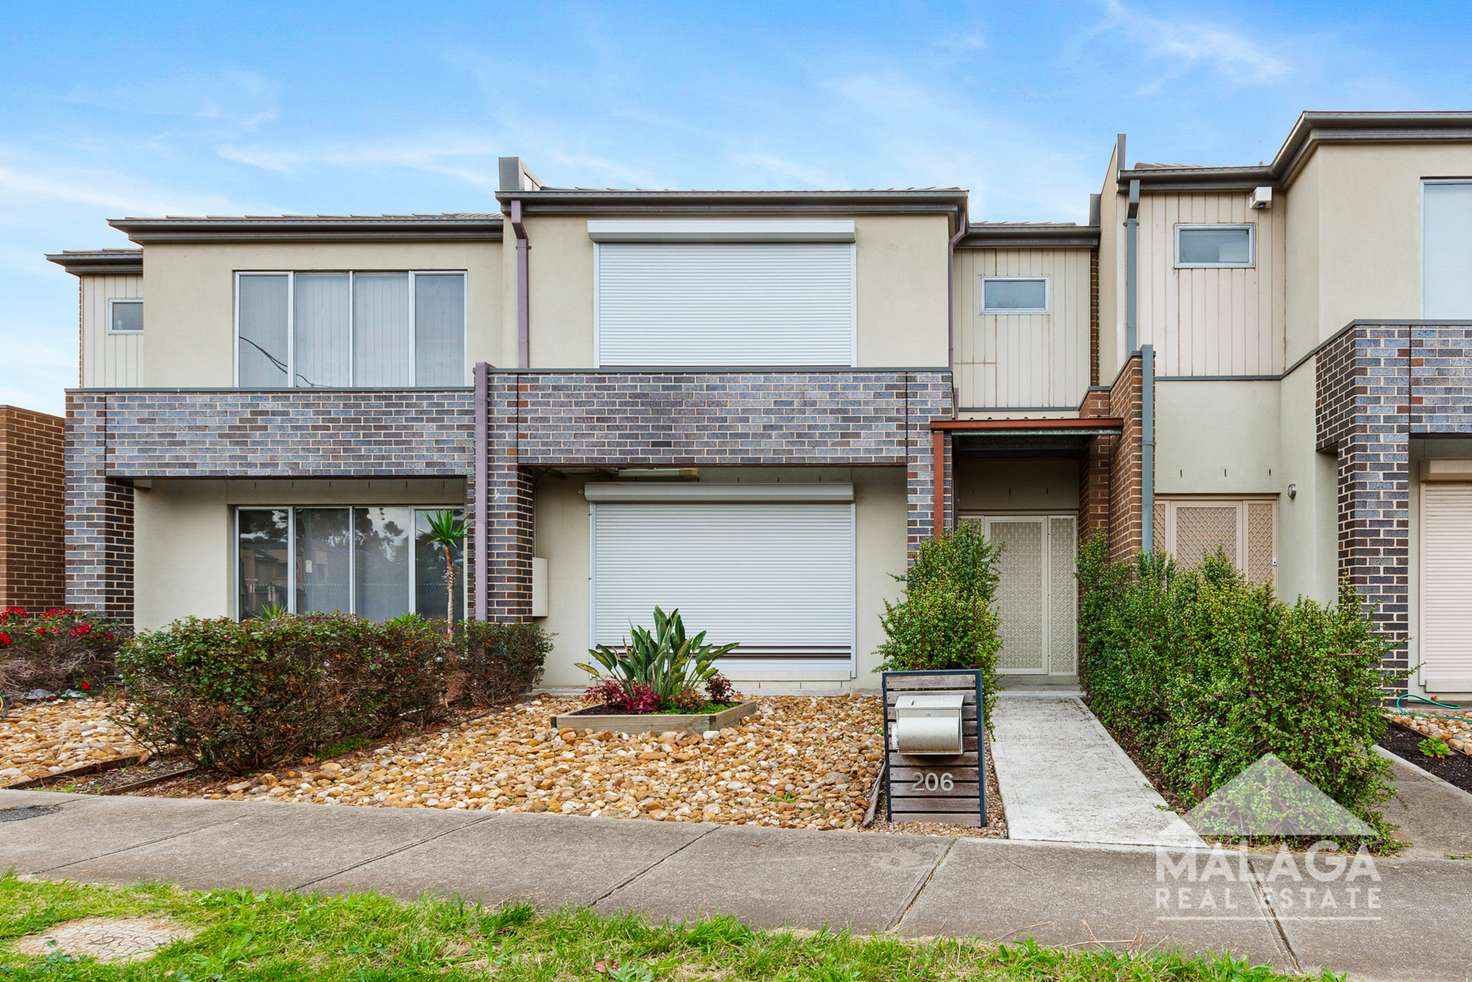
[989,695,1203,848]
[3,789,1472,980]
[1377,746,1472,860]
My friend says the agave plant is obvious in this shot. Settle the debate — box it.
[577,606,737,709]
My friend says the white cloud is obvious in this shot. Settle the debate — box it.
[1094,0,1290,93]
[60,69,280,132]
[0,163,263,217]
[218,134,501,188]
[728,153,839,189]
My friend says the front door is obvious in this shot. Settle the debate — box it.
[974,515,1077,676]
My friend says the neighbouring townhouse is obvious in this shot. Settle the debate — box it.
[46,111,1472,700]
[0,405,66,609]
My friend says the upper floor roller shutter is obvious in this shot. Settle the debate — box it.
[595,242,855,366]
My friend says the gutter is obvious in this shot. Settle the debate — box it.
[1124,179,1140,354]
[947,201,969,374]
[1140,344,1155,554]
[511,200,529,369]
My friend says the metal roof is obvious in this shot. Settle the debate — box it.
[108,213,503,243]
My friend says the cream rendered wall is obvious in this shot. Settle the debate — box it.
[1135,192,1286,377]
[1285,155,1321,362]
[515,214,951,369]
[81,273,144,386]
[139,241,502,386]
[1289,143,1472,358]
[533,467,907,690]
[954,457,1079,514]
[1273,359,1337,606]
[952,248,1092,409]
[1154,380,1280,495]
[133,477,466,629]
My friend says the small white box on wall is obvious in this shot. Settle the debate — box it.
[531,557,548,618]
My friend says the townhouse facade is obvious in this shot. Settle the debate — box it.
[46,111,1472,699]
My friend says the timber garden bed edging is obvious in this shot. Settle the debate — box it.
[551,701,757,735]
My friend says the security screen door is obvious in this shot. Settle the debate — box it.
[974,515,1077,676]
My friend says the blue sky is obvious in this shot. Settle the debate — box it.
[4,0,1471,415]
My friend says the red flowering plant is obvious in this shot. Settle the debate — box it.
[0,607,128,702]
[576,606,738,714]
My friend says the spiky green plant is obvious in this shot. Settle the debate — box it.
[577,606,737,708]
[422,510,468,637]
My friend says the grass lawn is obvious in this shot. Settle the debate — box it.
[0,875,1330,981]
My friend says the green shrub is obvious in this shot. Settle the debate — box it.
[456,621,552,706]
[115,613,450,774]
[879,524,1003,720]
[577,606,736,712]
[1076,532,1395,835]
[0,606,129,699]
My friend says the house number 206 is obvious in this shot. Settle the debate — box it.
[910,772,954,792]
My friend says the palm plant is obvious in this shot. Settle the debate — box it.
[422,510,468,637]
[577,606,737,707]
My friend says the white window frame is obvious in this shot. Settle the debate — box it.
[232,270,468,388]
[106,297,144,334]
[1174,224,1255,269]
[980,276,1050,315]
[1420,178,1472,318]
[232,505,467,620]
[591,240,859,369]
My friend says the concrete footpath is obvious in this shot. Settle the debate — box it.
[2,790,1470,980]
[990,695,1203,848]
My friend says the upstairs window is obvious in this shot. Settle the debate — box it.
[107,298,144,333]
[235,271,466,387]
[1423,181,1472,317]
[1176,225,1253,268]
[981,277,1049,314]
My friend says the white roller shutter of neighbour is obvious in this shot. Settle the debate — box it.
[596,243,854,365]
[592,503,854,658]
[1421,484,1472,690]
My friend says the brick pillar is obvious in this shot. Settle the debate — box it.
[484,373,535,622]
[1105,354,1146,561]
[906,373,954,554]
[1326,328,1411,685]
[63,393,134,621]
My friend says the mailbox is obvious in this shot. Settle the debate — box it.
[890,692,965,755]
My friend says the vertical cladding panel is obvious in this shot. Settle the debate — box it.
[955,247,1092,409]
[1136,192,1283,377]
[82,274,144,388]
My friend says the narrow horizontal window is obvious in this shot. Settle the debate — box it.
[1176,225,1253,267]
[981,277,1048,314]
[108,298,143,333]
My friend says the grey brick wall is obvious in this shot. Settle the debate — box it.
[1316,322,1472,688]
[66,371,955,624]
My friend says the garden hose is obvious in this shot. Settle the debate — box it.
[1393,692,1472,721]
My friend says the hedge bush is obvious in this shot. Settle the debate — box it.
[879,522,1002,720]
[456,620,553,707]
[0,606,129,699]
[1076,532,1394,833]
[116,614,452,774]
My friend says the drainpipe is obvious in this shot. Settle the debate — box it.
[511,200,529,369]
[473,362,489,620]
[1140,343,1155,554]
[946,201,969,372]
[1124,179,1140,355]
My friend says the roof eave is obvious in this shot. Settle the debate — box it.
[107,218,505,244]
[45,252,144,276]
[958,225,1100,249]
[496,189,969,217]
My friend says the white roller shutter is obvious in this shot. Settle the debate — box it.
[1421,484,1472,691]
[591,502,854,663]
[595,243,855,366]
